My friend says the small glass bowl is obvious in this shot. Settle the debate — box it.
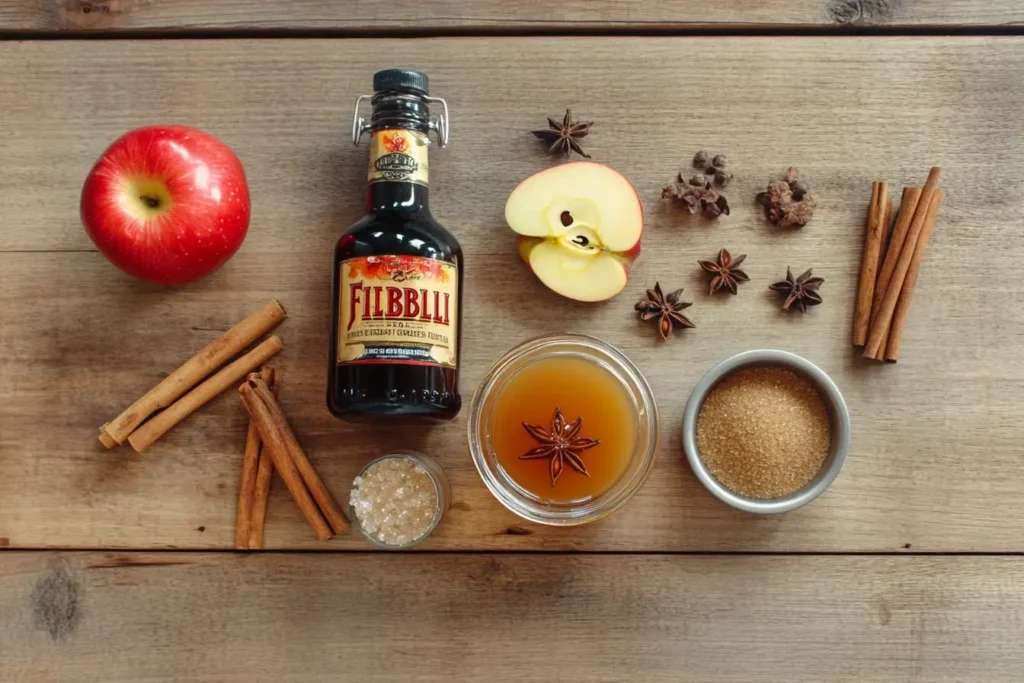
[468,333,659,526]
[349,452,450,549]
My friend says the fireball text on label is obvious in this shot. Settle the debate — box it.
[347,283,452,331]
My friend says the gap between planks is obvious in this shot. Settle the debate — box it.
[2,25,1024,42]
[3,548,1024,557]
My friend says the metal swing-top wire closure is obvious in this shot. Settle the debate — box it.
[351,94,450,148]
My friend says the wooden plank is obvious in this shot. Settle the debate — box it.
[1,552,1022,682]
[1,0,1023,32]
[1,37,1024,551]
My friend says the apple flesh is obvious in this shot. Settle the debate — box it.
[80,125,250,286]
[505,162,643,302]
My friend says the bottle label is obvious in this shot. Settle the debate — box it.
[367,129,429,186]
[337,255,457,368]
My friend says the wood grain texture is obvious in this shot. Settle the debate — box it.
[1,0,1023,32]
[1,552,1022,682]
[1,38,1024,551]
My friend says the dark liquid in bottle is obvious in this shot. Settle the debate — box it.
[327,70,462,421]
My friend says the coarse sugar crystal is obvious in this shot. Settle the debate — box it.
[696,365,830,499]
[350,456,439,546]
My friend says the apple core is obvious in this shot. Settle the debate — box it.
[121,177,174,219]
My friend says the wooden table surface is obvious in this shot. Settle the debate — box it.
[2,3,1024,681]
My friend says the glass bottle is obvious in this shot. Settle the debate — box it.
[328,68,462,421]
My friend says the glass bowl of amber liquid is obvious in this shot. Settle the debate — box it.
[468,333,659,525]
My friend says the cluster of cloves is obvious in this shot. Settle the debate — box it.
[755,167,817,228]
[693,151,732,187]
[661,151,733,219]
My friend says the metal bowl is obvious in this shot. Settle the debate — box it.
[682,349,850,514]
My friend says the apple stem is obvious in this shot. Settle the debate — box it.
[140,195,161,209]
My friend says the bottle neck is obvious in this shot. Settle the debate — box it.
[365,92,432,214]
[367,179,430,214]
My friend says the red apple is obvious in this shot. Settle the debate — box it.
[505,162,643,302]
[81,125,250,286]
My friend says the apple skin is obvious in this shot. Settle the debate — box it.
[506,162,643,302]
[622,238,642,261]
[81,125,250,286]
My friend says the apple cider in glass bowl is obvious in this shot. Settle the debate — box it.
[468,333,659,525]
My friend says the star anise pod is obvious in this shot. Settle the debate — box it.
[698,248,750,295]
[769,267,824,312]
[521,408,600,486]
[531,109,592,159]
[635,282,695,340]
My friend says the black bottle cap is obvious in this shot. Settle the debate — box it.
[373,68,429,96]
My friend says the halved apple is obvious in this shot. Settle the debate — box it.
[505,162,643,302]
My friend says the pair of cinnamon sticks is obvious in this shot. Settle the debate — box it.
[852,167,944,361]
[98,300,287,452]
[238,374,348,543]
[235,366,279,549]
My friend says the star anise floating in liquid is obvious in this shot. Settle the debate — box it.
[531,109,593,159]
[635,282,695,341]
[521,408,600,486]
[769,267,825,312]
[698,248,750,295]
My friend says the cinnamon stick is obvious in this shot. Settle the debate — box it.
[235,419,261,549]
[884,190,944,362]
[864,167,942,359]
[236,367,275,550]
[247,370,280,550]
[248,378,349,534]
[98,428,118,449]
[878,196,894,272]
[127,336,283,453]
[248,444,275,550]
[871,187,923,325]
[100,300,286,447]
[239,382,333,541]
[853,181,887,346]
